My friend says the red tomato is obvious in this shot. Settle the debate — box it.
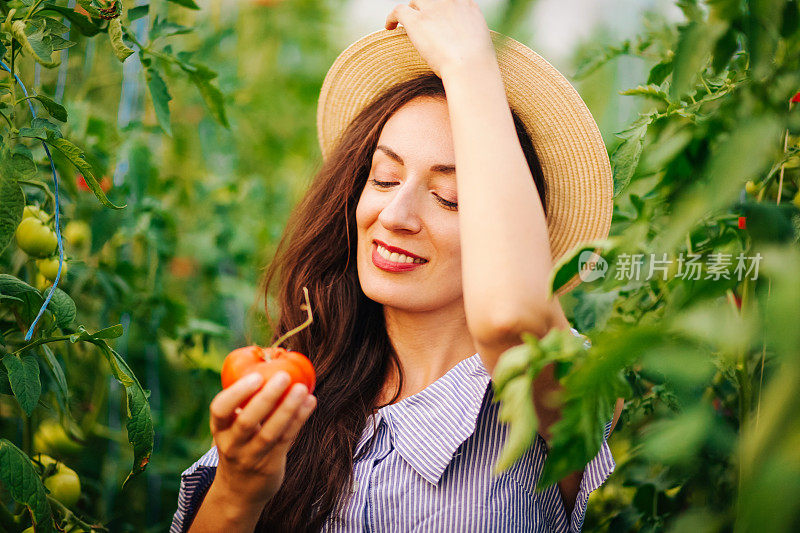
[76,175,112,193]
[221,346,316,406]
[792,91,800,103]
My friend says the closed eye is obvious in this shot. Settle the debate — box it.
[369,179,458,211]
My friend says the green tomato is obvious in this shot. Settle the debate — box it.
[22,528,35,533]
[793,191,800,210]
[64,220,91,248]
[33,453,81,507]
[15,218,58,258]
[33,419,83,455]
[23,205,48,222]
[745,180,759,196]
[36,257,68,281]
[45,470,81,507]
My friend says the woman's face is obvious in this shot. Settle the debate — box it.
[356,96,463,313]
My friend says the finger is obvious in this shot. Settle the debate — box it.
[209,373,266,433]
[250,383,310,449]
[277,394,317,447]
[229,371,294,443]
[260,393,317,458]
[385,3,420,31]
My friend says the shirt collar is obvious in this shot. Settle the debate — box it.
[355,352,491,486]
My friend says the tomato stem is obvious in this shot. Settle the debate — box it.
[270,286,313,349]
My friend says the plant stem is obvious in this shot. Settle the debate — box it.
[270,286,313,349]
[12,335,72,355]
[0,109,13,129]
[21,0,47,23]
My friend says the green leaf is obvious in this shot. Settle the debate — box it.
[0,355,12,395]
[641,405,714,464]
[49,34,77,51]
[34,94,67,122]
[0,165,24,255]
[647,57,673,85]
[620,84,670,103]
[176,59,228,128]
[44,132,126,209]
[492,375,538,475]
[547,239,618,298]
[41,16,70,35]
[68,324,124,342]
[41,286,77,329]
[491,343,534,394]
[670,20,727,101]
[89,341,153,487]
[151,15,193,40]
[0,439,55,532]
[145,66,172,136]
[40,345,70,416]
[2,352,41,416]
[611,114,653,196]
[38,4,103,37]
[11,20,59,68]
[166,0,200,10]
[108,18,134,63]
[0,144,39,180]
[122,375,155,489]
[32,117,62,139]
[0,274,46,326]
[572,289,620,332]
[128,5,149,21]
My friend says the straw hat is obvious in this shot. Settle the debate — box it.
[317,27,613,296]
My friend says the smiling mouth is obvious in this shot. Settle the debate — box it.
[374,242,428,264]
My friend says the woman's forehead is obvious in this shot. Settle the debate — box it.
[377,100,454,163]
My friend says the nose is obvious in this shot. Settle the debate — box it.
[377,181,423,234]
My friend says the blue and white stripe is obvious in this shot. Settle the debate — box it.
[171,329,614,532]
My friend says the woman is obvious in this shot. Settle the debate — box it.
[172,1,621,531]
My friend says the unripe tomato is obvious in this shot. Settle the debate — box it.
[33,419,83,455]
[34,273,50,292]
[793,191,800,209]
[15,218,58,258]
[22,527,35,533]
[33,453,81,507]
[745,180,758,196]
[23,205,48,222]
[64,220,91,248]
[221,346,316,405]
[36,257,67,281]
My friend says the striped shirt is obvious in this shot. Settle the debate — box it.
[171,328,615,532]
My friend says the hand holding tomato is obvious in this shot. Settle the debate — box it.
[209,287,318,505]
[209,369,317,506]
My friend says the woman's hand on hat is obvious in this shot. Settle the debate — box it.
[385,0,497,79]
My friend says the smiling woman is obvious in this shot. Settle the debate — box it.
[172,1,617,532]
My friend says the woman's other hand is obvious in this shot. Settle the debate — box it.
[385,0,497,79]
[208,371,317,507]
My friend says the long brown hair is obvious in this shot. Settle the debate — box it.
[254,73,546,531]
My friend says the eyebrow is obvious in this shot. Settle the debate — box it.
[376,145,455,175]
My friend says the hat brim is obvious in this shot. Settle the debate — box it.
[317,28,613,296]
